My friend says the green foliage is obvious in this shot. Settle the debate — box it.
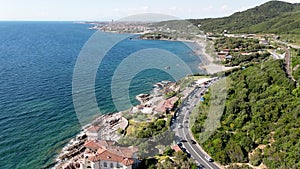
[241,11,300,35]
[193,60,300,168]
[213,37,270,66]
[280,34,300,46]
[291,48,300,82]
[163,146,175,156]
[164,91,176,99]
[140,158,158,169]
[156,152,197,169]
[227,164,252,169]
[188,1,300,34]
[214,37,262,52]
[141,32,172,40]
[191,91,210,136]
[250,149,263,166]
[134,118,168,138]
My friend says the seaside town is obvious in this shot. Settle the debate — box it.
[1,1,300,169]
[55,76,218,169]
[55,12,300,168]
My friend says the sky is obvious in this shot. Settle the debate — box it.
[0,0,299,21]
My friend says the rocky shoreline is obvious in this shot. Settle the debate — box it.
[52,80,178,169]
[52,111,128,169]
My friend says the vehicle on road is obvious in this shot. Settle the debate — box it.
[190,139,196,144]
[198,164,205,169]
[178,124,183,129]
[180,139,187,142]
[205,155,213,162]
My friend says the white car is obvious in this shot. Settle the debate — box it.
[178,124,183,129]
[205,155,213,162]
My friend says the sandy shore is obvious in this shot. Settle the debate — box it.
[194,40,238,74]
[143,36,238,74]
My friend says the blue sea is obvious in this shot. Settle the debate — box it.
[0,22,203,169]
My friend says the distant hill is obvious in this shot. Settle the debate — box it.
[187,1,300,34]
[239,11,300,34]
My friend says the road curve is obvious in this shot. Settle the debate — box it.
[172,84,221,169]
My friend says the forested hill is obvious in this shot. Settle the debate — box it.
[192,60,300,168]
[188,1,300,34]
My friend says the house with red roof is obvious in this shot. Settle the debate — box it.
[81,140,139,169]
[171,144,182,153]
[155,96,179,113]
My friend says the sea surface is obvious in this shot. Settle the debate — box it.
[0,22,203,169]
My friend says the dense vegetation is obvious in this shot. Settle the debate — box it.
[140,151,197,169]
[291,48,300,82]
[214,38,262,52]
[213,37,271,66]
[192,60,300,168]
[239,11,300,34]
[141,32,173,40]
[187,1,300,34]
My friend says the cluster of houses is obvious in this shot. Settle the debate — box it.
[70,125,140,169]
[59,115,136,169]
[206,32,271,62]
[80,139,139,169]
[217,49,233,62]
[131,81,180,115]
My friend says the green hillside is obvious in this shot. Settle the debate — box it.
[192,60,300,168]
[239,11,300,34]
[188,1,300,34]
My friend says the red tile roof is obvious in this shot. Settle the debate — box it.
[87,126,100,133]
[88,146,138,166]
[155,96,178,113]
[171,145,182,152]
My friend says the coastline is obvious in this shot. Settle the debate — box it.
[136,32,237,74]
[194,40,238,74]
[53,111,127,169]
[53,30,234,168]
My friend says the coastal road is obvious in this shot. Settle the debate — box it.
[172,83,220,169]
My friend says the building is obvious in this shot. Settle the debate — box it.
[86,126,101,140]
[81,140,139,169]
[171,144,182,153]
[155,96,179,113]
[225,55,233,60]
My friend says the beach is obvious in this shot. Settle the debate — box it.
[194,40,238,74]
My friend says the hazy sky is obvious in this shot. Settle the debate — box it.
[0,0,299,21]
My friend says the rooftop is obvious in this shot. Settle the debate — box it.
[155,96,178,113]
[87,140,138,166]
[87,126,101,133]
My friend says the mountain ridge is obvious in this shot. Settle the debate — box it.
[187,1,300,34]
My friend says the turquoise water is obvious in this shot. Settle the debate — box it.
[0,22,203,168]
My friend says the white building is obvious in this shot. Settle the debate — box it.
[80,140,139,169]
[86,126,101,140]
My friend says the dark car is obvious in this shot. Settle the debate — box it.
[180,139,187,142]
[198,164,205,169]
[190,140,196,144]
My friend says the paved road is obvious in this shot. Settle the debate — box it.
[172,83,220,169]
[274,39,300,50]
[281,46,298,86]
